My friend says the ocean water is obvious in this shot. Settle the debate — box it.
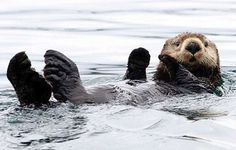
[0,0,236,149]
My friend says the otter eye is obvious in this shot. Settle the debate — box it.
[204,41,208,47]
[175,41,180,47]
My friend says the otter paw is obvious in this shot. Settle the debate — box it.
[44,50,81,102]
[128,47,150,69]
[124,47,150,80]
[158,54,178,68]
[7,52,51,106]
[158,54,179,80]
[7,52,31,81]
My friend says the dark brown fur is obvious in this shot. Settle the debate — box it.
[7,52,52,106]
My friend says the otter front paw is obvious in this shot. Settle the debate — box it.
[158,55,178,68]
[124,47,150,80]
[128,47,150,69]
[158,54,179,80]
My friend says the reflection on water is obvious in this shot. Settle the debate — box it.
[1,0,236,149]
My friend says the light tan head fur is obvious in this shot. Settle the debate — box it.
[161,32,219,68]
[155,32,221,86]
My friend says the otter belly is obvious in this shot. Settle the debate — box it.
[82,80,204,105]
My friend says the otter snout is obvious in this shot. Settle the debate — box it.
[185,41,201,55]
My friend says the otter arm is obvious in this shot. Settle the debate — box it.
[159,55,215,93]
[175,65,215,93]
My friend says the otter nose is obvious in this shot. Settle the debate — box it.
[186,41,201,55]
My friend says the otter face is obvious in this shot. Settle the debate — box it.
[157,32,221,86]
[161,32,219,68]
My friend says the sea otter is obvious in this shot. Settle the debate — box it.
[7,32,221,106]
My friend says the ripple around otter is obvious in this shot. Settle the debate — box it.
[1,0,236,149]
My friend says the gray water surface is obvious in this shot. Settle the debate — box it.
[1,0,236,149]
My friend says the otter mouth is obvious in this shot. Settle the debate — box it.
[189,56,196,62]
[182,39,205,64]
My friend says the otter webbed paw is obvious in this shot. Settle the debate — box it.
[123,47,150,81]
[7,52,31,80]
[7,52,51,106]
[44,50,86,103]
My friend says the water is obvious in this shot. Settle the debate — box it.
[0,0,236,149]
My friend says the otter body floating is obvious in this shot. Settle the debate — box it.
[7,33,221,107]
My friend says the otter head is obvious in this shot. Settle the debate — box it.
[155,32,222,87]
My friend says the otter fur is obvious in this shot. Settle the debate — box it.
[7,52,51,106]
[7,33,220,106]
[154,32,222,87]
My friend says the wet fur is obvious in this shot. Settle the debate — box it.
[7,52,52,106]
[6,33,219,106]
[123,47,150,81]
[7,49,215,106]
[154,32,222,87]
